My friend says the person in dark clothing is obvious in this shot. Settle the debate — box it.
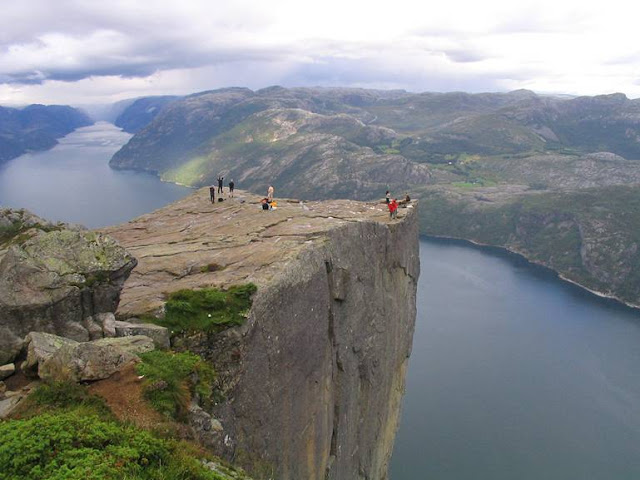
[209,186,215,203]
[217,176,224,194]
[229,179,235,197]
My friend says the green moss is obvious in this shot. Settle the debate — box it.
[136,350,216,420]
[157,284,257,334]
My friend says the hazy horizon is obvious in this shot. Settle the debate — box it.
[2,0,640,106]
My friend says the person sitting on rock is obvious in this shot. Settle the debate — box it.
[261,198,270,210]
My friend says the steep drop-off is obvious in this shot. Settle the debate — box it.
[102,189,420,479]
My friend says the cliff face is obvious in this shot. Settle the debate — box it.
[103,189,419,480]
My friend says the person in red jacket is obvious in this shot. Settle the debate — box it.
[388,198,398,219]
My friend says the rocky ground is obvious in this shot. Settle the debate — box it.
[101,188,413,319]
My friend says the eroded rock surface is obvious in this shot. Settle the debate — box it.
[104,188,419,480]
[0,221,137,364]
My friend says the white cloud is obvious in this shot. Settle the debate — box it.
[1,0,640,105]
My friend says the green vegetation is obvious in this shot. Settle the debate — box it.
[1,382,249,480]
[157,284,257,334]
[136,350,216,420]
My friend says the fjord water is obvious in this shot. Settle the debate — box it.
[390,237,640,480]
[0,122,190,228]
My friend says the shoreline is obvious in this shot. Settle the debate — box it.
[422,233,640,312]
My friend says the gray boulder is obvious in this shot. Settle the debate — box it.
[0,228,137,364]
[91,335,155,355]
[21,332,79,377]
[0,363,14,380]
[115,320,170,349]
[38,335,153,382]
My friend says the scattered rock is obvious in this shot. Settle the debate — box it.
[114,320,170,349]
[0,381,5,398]
[0,363,15,380]
[21,332,79,377]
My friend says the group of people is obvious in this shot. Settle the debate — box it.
[261,185,276,210]
[209,175,235,203]
[208,181,409,220]
[385,190,411,220]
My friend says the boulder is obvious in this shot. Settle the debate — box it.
[39,335,153,382]
[0,363,15,380]
[0,395,22,419]
[0,227,137,364]
[91,335,155,355]
[21,332,79,377]
[97,312,117,337]
[114,320,170,349]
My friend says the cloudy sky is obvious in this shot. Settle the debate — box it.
[1,0,639,106]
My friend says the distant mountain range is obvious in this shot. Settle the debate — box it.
[109,86,640,307]
[0,105,92,164]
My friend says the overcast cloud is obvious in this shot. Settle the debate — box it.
[1,0,639,106]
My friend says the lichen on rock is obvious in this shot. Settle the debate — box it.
[0,213,137,364]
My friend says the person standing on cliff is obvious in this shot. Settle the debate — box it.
[385,190,391,204]
[229,179,235,198]
[209,185,215,203]
[267,185,274,202]
[389,198,398,219]
[217,175,224,195]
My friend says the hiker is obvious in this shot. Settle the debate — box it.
[399,193,411,206]
[267,185,274,202]
[209,185,215,203]
[261,198,270,210]
[217,175,224,194]
[229,179,235,197]
[389,198,399,219]
[385,190,391,204]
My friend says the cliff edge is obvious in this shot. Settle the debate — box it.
[102,189,420,480]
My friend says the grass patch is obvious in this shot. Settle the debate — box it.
[200,263,224,273]
[158,284,257,334]
[136,350,216,420]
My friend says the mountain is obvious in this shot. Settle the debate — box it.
[0,104,93,164]
[109,86,640,306]
[114,95,180,133]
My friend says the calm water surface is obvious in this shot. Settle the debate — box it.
[0,122,190,228]
[390,237,640,480]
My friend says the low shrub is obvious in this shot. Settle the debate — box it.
[136,350,216,420]
[0,409,236,480]
[159,283,257,334]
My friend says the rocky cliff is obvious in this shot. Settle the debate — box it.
[102,189,420,479]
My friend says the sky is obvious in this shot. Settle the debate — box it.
[1,0,640,107]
